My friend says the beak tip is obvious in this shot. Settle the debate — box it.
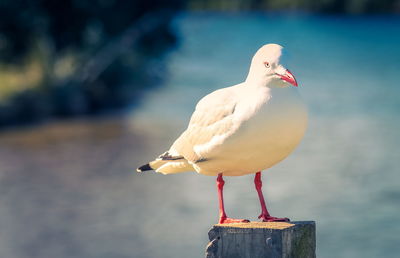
[279,69,298,87]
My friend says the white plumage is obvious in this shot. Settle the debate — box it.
[138,43,307,177]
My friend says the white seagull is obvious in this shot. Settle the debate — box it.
[137,44,307,224]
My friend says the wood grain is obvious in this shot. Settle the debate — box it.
[205,221,316,258]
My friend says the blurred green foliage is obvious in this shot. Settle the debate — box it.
[0,0,183,127]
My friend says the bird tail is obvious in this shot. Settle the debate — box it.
[137,163,153,172]
[136,151,193,174]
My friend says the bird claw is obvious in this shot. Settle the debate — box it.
[219,217,250,224]
[258,214,290,222]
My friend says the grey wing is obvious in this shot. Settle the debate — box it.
[170,87,240,163]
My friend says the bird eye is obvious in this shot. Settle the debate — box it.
[264,61,270,68]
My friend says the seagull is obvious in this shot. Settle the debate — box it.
[137,44,307,224]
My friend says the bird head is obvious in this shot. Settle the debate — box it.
[246,44,298,88]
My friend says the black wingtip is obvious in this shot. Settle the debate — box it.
[136,163,153,172]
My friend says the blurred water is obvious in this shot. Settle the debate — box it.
[1,12,400,258]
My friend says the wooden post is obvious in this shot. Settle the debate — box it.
[205,221,315,258]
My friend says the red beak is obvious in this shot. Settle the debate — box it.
[277,69,298,87]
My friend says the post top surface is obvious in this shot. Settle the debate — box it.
[214,221,315,230]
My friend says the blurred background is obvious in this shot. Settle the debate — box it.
[0,1,399,257]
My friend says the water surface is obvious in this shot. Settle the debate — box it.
[0,12,399,258]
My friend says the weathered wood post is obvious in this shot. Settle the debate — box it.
[205,221,316,258]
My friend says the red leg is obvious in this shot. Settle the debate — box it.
[217,173,249,224]
[254,172,290,222]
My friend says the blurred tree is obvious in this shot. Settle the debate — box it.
[0,0,183,126]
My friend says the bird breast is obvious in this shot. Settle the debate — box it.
[195,87,307,176]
